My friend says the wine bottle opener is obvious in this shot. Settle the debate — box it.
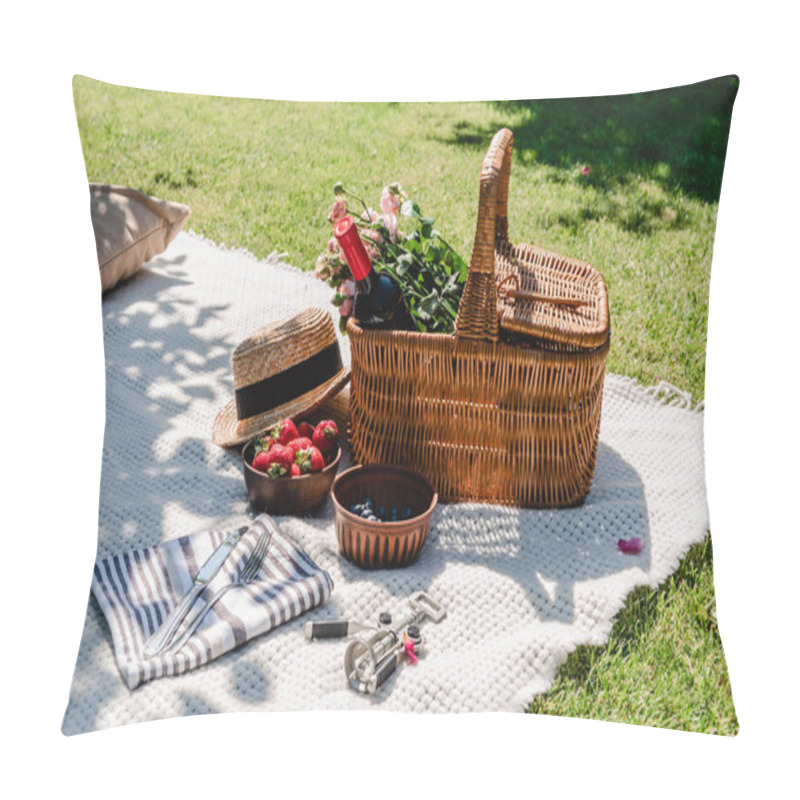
[304,591,446,694]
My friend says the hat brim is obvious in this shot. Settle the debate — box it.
[212,366,351,449]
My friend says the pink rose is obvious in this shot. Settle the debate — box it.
[580,166,590,176]
[383,213,398,240]
[329,197,347,222]
[362,228,382,260]
[327,237,339,253]
[340,279,356,298]
[314,256,330,280]
[363,228,383,246]
[339,298,353,316]
[380,183,404,216]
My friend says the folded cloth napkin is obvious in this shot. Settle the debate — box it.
[91,514,333,690]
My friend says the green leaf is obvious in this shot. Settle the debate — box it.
[423,243,441,263]
[418,292,441,319]
[400,199,421,218]
[444,272,460,293]
[396,253,415,276]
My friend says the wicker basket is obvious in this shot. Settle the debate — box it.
[347,128,610,508]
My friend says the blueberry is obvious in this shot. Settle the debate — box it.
[404,507,412,519]
[364,497,374,508]
[367,514,379,522]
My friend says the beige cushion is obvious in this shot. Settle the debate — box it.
[90,184,190,292]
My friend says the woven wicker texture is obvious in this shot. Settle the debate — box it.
[62,233,710,734]
[347,129,610,508]
[233,307,335,380]
[496,243,610,349]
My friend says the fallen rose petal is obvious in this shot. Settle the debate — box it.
[581,166,590,175]
[618,537,643,554]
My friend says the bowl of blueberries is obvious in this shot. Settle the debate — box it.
[330,464,438,569]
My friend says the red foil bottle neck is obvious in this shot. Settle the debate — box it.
[334,216,373,282]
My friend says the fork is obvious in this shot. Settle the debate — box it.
[165,530,272,653]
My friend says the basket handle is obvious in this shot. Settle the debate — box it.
[455,128,514,343]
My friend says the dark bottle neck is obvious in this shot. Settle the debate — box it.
[355,270,375,293]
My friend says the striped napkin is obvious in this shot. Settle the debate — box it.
[91,514,333,690]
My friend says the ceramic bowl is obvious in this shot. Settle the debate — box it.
[242,439,341,516]
[331,464,438,569]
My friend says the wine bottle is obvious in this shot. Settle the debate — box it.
[334,216,414,330]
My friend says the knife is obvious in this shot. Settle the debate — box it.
[142,526,247,656]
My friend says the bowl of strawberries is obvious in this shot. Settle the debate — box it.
[242,417,341,515]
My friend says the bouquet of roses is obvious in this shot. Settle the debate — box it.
[314,182,468,334]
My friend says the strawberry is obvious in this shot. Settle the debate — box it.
[253,434,274,456]
[286,436,314,457]
[297,421,316,440]
[295,445,326,474]
[312,420,339,455]
[252,450,272,472]
[289,463,302,477]
[270,418,300,447]
[254,443,294,477]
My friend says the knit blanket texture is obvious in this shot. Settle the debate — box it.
[62,232,709,734]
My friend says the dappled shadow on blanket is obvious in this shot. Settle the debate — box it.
[430,444,649,623]
[94,255,244,557]
[438,444,650,623]
[65,244,347,733]
[314,443,649,631]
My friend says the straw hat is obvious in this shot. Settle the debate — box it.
[213,308,350,448]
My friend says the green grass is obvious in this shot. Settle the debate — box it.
[73,75,738,733]
[529,535,737,734]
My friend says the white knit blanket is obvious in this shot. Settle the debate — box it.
[62,232,709,734]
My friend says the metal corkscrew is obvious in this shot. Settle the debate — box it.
[304,591,446,694]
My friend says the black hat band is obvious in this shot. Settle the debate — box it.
[234,341,343,421]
